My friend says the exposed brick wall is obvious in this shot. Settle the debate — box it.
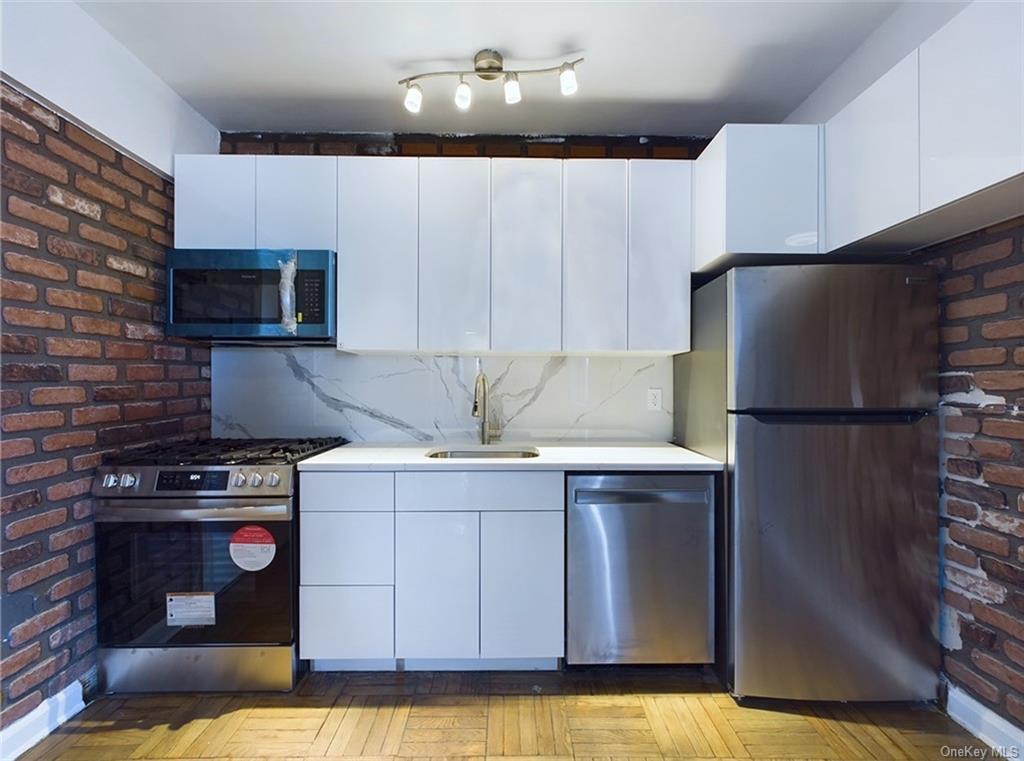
[915,216,1024,728]
[221,132,709,159]
[0,81,211,727]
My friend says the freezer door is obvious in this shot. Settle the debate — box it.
[728,265,938,411]
[730,413,939,701]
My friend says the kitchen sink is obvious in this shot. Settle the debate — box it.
[425,447,540,459]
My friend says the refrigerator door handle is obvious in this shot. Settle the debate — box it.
[748,410,929,425]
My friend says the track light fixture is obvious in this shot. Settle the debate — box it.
[400,49,583,113]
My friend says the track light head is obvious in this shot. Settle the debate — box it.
[503,73,521,105]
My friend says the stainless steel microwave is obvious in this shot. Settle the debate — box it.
[166,249,335,342]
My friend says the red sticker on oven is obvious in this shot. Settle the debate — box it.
[229,525,276,572]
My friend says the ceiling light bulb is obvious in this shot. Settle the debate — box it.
[504,73,521,105]
[559,63,578,96]
[454,77,472,111]
[404,83,422,114]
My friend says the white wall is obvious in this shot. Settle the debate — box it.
[786,1,968,124]
[0,1,219,176]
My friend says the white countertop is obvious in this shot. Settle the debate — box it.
[298,441,723,471]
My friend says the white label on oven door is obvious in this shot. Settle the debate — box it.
[229,525,276,572]
[166,592,216,626]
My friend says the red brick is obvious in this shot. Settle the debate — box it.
[948,347,1007,367]
[105,254,147,278]
[4,508,67,540]
[75,269,123,294]
[122,156,163,190]
[951,238,1013,270]
[154,344,186,361]
[166,398,198,415]
[72,452,105,472]
[71,404,120,426]
[5,457,67,485]
[947,293,1008,320]
[100,165,143,196]
[1,111,40,143]
[949,523,1010,557]
[971,649,1024,692]
[44,134,98,173]
[1,541,43,573]
[4,139,68,183]
[4,251,69,281]
[182,380,211,397]
[983,463,1024,488]
[971,439,1014,460]
[47,610,95,648]
[0,489,41,516]
[143,381,179,399]
[126,281,162,302]
[982,418,1024,440]
[945,657,1001,703]
[29,386,86,405]
[45,336,102,358]
[124,321,163,341]
[65,123,116,162]
[0,691,43,729]
[944,543,978,568]
[146,188,171,212]
[1,278,38,302]
[946,499,979,521]
[6,650,69,699]
[2,161,46,197]
[93,385,138,402]
[945,415,981,434]
[1009,693,1024,724]
[96,423,145,446]
[1,220,39,248]
[3,306,65,330]
[1005,639,1024,669]
[48,525,94,554]
[124,401,164,421]
[167,365,198,380]
[972,601,1024,641]
[982,318,1024,340]
[2,363,63,383]
[975,371,1024,391]
[126,364,164,381]
[108,296,151,321]
[5,555,69,593]
[984,262,1024,289]
[46,235,102,266]
[946,457,980,478]
[73,173,125,208]
[105,208,149,237]
[105,341,148,360]
[1,410,64,433]
[128,199,165,226]
[0,437,35,459]
[1,389,23,409]
[0,643,41,680]
[42,431,97,452]
[44,288,103,314]
[46,184,101,220]
[68,363,117,382]
[940,326,969,344]
[79,223,127,251]
[1,85,60,130]
[71,315,121,337]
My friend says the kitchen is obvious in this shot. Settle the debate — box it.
[1,0,1023,759]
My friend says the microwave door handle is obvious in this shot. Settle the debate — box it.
[278,252,298,335]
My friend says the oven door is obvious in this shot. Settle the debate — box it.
[166,249,335,340]
[95,499,294,647]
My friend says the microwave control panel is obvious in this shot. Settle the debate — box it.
[295,271,325,324]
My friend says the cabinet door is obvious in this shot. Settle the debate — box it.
[825,51,920,251]
[300,512,394,585]
[299,586,394,659]
[337,157,418,351]
[395,511,479,658]
[491,159,562,352]
[480,511,564,658]
[173,155,255,249]
[418,158,490,352]
[256,156,337,249]
[628,160,692,352]
[920,2,1024,212]
[563,160,628,351]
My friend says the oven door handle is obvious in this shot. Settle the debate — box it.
[95,504,291,523]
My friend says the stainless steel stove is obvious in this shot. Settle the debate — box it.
[93,437,345,693]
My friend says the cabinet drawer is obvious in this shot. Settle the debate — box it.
[395,471,563,511]
[300,513,394,585]
[301,472,394,511]
[299,586,393,659]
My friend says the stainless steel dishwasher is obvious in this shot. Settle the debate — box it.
[567,473,714,664]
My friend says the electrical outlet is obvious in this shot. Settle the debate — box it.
[646,387,663,411]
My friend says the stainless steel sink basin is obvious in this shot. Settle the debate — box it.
[426,447,540,459]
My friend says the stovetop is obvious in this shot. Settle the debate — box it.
[103,437,347,467]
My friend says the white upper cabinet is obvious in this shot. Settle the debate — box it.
[693,125,820,272]
[825,51,920,251]
[491,159,562,353]
[255,156,337,249]
[919,1,1024,213]
[418,158,490,352]
[628,160,692,352]
[174,154,255,249]
[337,157,419,351]
[563,160,628,352]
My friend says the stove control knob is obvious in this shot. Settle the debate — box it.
[102,474,119,488]
[232,472,247,488]
[266,472,281,487]
[249,473,264,488]
[119,473,137,488]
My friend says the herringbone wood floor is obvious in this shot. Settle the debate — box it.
[17,669,989,761]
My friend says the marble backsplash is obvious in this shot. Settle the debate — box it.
[212,348,673,443]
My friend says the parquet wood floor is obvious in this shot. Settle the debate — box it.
[15,668,990,761]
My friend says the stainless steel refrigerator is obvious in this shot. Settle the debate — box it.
[674,265,940,701]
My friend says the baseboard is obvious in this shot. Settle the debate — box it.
[312,659,399,672]
[945,683,1023,759]
[0,680,85,760]
[310,657,560,672]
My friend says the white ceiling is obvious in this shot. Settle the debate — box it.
[79,1,900,137]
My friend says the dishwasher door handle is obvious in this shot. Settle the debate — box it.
[572,489,709,505]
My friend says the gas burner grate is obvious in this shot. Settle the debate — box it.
[104,437,347,466]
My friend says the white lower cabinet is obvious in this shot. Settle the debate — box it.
[299,586,393,659]
[300,512,394,585]
[480,511,564,658]
[395,511,480,658]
